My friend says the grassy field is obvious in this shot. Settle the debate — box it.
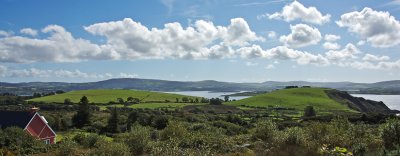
[29,89,200,104]
[226,87,355,113]
[99,103,207,110]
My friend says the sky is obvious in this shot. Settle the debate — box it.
[0,0,400,83]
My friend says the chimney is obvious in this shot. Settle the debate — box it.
[30,107,39,113]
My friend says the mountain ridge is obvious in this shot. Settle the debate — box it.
[1,78,400,95]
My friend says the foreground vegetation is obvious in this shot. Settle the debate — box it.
[1,87,399,155]
[1,107,400,156]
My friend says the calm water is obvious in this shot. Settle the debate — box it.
[165,91,250,101]
[351,94,400,110]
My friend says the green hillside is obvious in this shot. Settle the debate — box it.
[29,89,199,104]
[226,88,355,113]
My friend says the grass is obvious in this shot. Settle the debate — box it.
[99,103,207,110]
[28,89,200,104]
[226,87,355,114]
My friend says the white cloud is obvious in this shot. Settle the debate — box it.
[337,7,400,47]
[325,43,360,61]
[265,64,275,69]
[279,24,321,48]
[20,28,38,36]
[85,18,262,60]
[245,62,258,66]
[323,42,341,50]
[324,34,341,42]
[362,54,390,62]
[118,73,139,78]
[0,30,11,37]
[357,40,366,46]
[238,45,329,66]
[0,25,115,63]
[0,65,138,79]
[347,60,400,70]
[267,1,330,25]
[0,18,263,63]
[267,31,277,39]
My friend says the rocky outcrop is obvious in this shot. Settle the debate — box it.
[325,90,391,114]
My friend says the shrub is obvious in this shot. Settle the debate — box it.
[152,115,169,130]
[304,106,316,117]
[57,137,78,156]
[161,121,188,141]
[252,120,279,143]
[382,118,400,150]
[0,127,47,155]
[91,140,131,156]
[116,124,151,155]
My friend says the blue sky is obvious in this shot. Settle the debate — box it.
[0,0,400,83]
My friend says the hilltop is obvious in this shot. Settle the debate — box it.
[28,89,199,104]
[226,87,392,114]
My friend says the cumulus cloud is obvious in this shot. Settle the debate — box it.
[0,65,138,79]
[0,18,263,63]
[238,45,329,66]
[85,18,262,60]
[347,60,400,70]
[266,1,330,25]
[337,7,400,47]
[325,43,360,61]
[279,24,321,48]
[0,25,115,63]
[323,42,341,50]
[20,28,38,36]
[362,54,390,62]
[0,30,11,37]
[324,34,341,42]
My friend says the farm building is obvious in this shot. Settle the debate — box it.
[0,108,57,144]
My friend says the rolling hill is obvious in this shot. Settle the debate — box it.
[2,78,400,95]
[226,87,392,114]
[28,89,200,104]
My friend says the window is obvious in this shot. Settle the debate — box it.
[44,139,50,144]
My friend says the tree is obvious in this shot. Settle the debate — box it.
[201,97,209,103]
[117,98,125,104]
[152,116,168,130]
[107,107,120,133]
[72,96,91,128]
[304,106,316,117]
[224,95,230,102]
[195,98,199,103]
[33,92,42,98]
[64,98,72,105]
[127,97,134,102]
[182,97,189,103]
[127,111,139,131]
[209,98,223,105]
[175,98,179,103]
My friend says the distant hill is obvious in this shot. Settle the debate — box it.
[28,89,199,104]
[226,88,392,114]
[2,78,400,95]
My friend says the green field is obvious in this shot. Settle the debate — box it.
[100,103,206,110]
[226,88,355,113]
[29,89,200,104]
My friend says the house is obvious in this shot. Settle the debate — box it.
[0,108,57,144]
